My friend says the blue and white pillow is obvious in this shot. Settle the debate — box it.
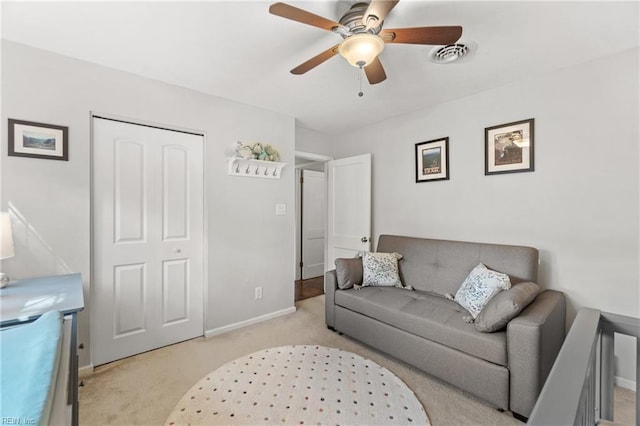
[455,263,511,318]
[361,252,404,288]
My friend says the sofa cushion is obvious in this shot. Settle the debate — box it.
[475,281,541,332]
[454,263,512,319]
[335,257,363,289]
[376,235,538,295]
[335,287,508,366]
[361,252,403,287]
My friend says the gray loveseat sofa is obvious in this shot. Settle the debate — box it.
[325,235,566,418]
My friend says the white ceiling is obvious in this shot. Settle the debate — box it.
[2,1,639,135]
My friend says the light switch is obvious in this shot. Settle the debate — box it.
[275,203,287,215]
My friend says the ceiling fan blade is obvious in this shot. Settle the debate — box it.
[364,57,387,85]
[364,0,400,30]
[290,44,340,75]
[381,26,463,45]
[269,2,341,32]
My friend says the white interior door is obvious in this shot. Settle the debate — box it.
[301,169,325,279]
[327,153,372,269]
[92,117,204,366]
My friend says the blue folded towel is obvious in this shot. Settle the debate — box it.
[1,310,63,425]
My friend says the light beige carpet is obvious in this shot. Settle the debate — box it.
[79,295,636,425]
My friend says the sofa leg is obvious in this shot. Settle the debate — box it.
[512,412,528,423]
[327,326,342,335]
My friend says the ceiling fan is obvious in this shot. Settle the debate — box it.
[269,1,463,85]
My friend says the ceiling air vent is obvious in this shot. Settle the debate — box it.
[429,43,471,64]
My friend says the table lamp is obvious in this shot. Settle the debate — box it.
[0,212,15,288]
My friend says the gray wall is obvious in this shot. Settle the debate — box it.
[334,48,640,384]
[1,40,296,367]
[295,126,335,157]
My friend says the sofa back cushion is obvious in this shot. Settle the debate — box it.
[376,235,538,295]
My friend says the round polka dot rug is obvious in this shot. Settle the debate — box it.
[165,345,429,425]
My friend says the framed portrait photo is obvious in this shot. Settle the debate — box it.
[485,118,534,175]
[8,119,69,161]
[415,137,449,183]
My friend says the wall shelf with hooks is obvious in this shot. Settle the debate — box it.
[228,158,286,179]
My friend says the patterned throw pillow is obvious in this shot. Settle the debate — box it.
[361,252,404,288]
[454,263,511,319]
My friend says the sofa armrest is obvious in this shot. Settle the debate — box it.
[507,289,566,418]
[325,270,338,328]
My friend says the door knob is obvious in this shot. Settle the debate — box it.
[361,237,369,243]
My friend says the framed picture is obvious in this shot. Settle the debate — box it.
[8,119,69,161]
[415,137,449,183]
[485,118,534,175]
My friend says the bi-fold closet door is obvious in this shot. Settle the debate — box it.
[92,116,204,366]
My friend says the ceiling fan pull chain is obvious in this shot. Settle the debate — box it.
[358,66,364,97]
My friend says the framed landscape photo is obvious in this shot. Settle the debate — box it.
[8,119,69,161]
[485,118,534,175]
[415,137,449,183]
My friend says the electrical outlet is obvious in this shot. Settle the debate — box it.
[255,286,263,300]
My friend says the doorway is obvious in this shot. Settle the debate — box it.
[294,152,331,301]
[293,151,371,302]
[91,115,205,366]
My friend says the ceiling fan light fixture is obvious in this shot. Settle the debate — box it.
[338,33,385,68]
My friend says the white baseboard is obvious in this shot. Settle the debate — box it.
[204,306,297,338]
[79,364,95,377]
[615,375,637,391]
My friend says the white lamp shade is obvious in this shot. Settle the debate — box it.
[338,33,385,68]
[0,213,15,260]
